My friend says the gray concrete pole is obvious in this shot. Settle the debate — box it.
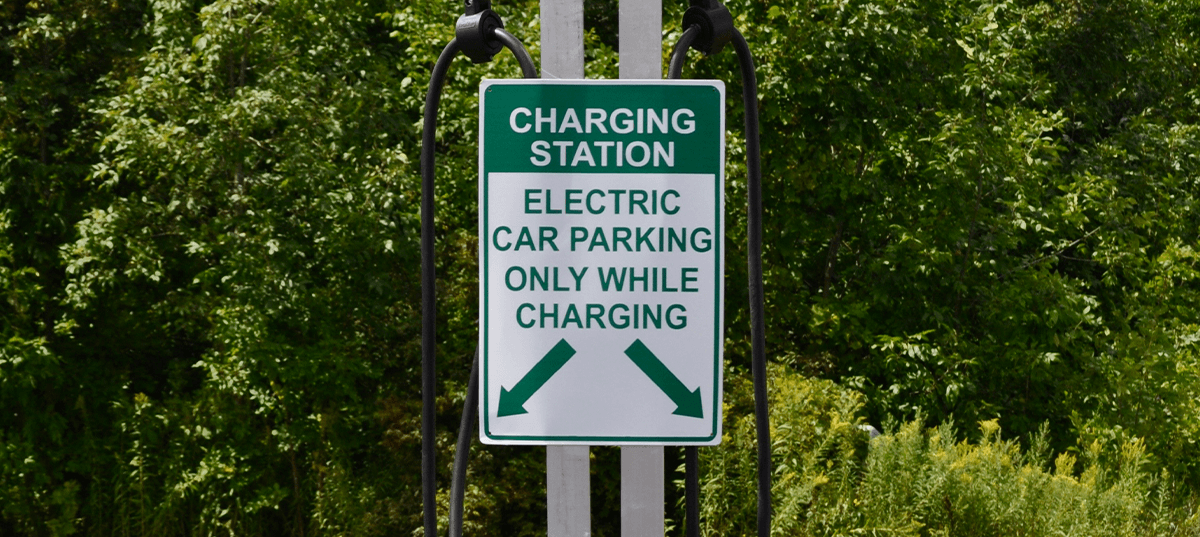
[548,445,590,536]
[621,445,665,536]
[541,1,591,536]
[541,0,585,79]
[618,0,663,79]
[619,0,666,535]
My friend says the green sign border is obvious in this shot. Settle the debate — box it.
[478,79,725,445]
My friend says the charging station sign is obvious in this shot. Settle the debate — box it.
[478,80,725,445]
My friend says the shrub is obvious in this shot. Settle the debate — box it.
[696,365,1200,536]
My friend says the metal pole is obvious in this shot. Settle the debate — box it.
[548,445,591,536]
[619,0,665,535]
[541,0,584,79]
[618,0,662,79]
[622,446,664,536]
[541,1,590,536]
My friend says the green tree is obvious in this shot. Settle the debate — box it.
[1,0,148,533]
[707,0,1200,483]
[2,0,1200,533]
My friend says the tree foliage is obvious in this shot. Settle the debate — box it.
[712,0,1200,482]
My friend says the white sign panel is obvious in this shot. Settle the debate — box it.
[478,80,725,445]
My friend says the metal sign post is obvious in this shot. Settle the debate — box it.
[540,2,589,536]
[619,2,666,535]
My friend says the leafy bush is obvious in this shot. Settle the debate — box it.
[698,365,1200,536]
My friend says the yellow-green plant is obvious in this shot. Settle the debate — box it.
[697,366,1200,536]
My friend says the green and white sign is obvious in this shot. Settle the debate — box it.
[478,80,725,445]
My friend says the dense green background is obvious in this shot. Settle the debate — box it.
[2,0,1199,534]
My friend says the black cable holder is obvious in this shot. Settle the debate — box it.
[671,5,770,537]
[681,0,735,56]
[456,0,505,64]
[420,6,538,536]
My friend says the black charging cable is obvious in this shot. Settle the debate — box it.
[421,3,537,535]
[448,349,480,537]
[667,24,703,537]
[670,2,769,535]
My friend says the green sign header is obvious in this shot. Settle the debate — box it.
[481,82,724,175]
